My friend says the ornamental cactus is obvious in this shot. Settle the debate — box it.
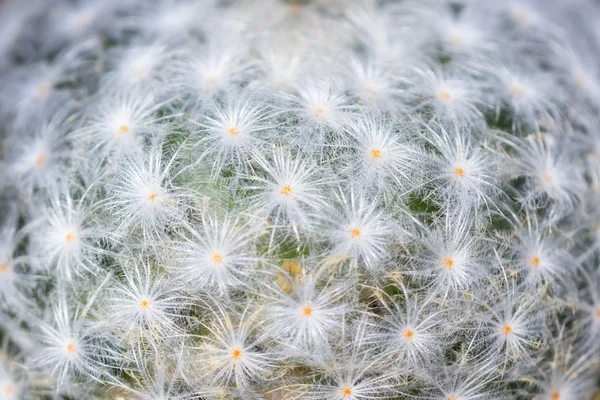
[0,0,600,399]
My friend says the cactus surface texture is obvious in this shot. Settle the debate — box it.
[1,0,600,399]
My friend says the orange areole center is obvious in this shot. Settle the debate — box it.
[281,185,292,196]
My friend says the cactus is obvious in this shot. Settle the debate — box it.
[0,0,599,399]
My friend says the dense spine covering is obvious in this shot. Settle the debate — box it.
[0,0,600,399]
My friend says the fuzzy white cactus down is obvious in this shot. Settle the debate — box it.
[2,0,600,398]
